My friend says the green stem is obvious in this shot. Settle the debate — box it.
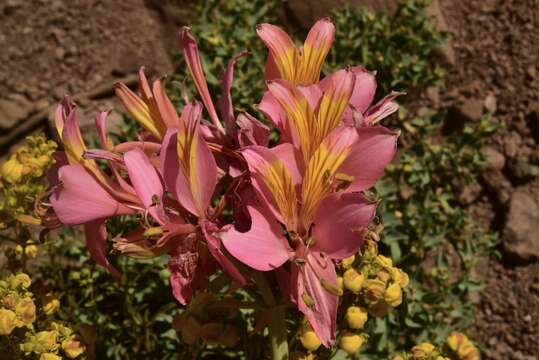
[253,272,289,360]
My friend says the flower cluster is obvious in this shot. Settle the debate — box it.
[392,332,480,360]
[0,134,56,229]
[42,18,400,353]
[0,273,85,359]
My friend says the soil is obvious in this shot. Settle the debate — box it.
[1,0,538,359]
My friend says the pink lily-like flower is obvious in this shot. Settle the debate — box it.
[258,20,402,136]
[159,101,246,304]
[220,72,398,346]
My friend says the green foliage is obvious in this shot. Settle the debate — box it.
[173,0,281,113]
[328,0,447,95]
[365,112,499,357]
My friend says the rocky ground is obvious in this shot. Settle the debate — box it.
[0,0,538,359]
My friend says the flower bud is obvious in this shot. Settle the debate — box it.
[43,295,60,315]
[377,269,391,283]
[446,332,479,360]
[25,245,38,258]
[1,158,24,183]
[62,339,85,359]
[341,255,355,269]
[39,353,62,360]
[343,268,364,294]
[384,283,403,307]
[15,273,31,289]
[0,308,17,335]
[365,279,386,302]
[345,306,368,329]
[15,297,36,324]
[411,342,435,358]
[3,294,17,309]
[337,276,344,291]
[339,331,365,354]
[299,323,321,351]
[377,255,393,268]
[391,267,409,288]
[36,330,58,351]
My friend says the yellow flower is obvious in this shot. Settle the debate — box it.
[341,255,355,269]
[343,268,364,294]
[365,279,386,302]
[299,323,321,351]
[39,353,62,360]
[377,255,393,268]
[16,273,32,288]
[411,342,435,358]
[36,330,58,351]
[25,245,38,258]
[43,295,60,316]
[384,283,403,307]
[391,267,410,288]
[15,297,36,324]
[0,308,17,335]
[339,331,365,354]
[345,306,368,329]
[62,339,85,359]
[447,332,480,360]
[1,158,24,183]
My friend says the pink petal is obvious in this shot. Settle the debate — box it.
[84,220,120,277]
[168,235,199,305]
[201,221,246,286]
[95,111,112,150]
[219,50,249,137]
[161,129,196,214]
[258,91,288,137]
[364,91,404,125]
[221,205,292,271]
[84,219,120,277]
[51,165,132,225]
[312,192,376,259]
[264,52,281,82]
[152,78,180,128]
[179,27,224,134]
[236,112,270,147]
[124,148,167,224]
[293,252,338,347]
[339,126,398,192]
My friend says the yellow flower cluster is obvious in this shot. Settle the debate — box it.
[20,322,85,359]
[0,272,85,359]
[392,332,480,360]
[172,292,239,348]
[0,134,56,228]
[339,239,409,318]
[446,332,480,360]
[0,273,36,335]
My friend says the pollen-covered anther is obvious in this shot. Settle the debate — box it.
[320,278,343,296]
[301,293,315,308]
[143,226,163,238]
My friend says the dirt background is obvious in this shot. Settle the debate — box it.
[0,0,537,359]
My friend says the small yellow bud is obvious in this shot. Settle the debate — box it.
[411,342,435,358]
[24,245,38,258]
[377,269,392,283]
[39,353,62,360]
[15,297,36,324]
[391,267,410,288]
[345,306,368,329]
[299,324,321,351]
[36,330,58,351]
[0,308,18,335]
[384,283,403,307]
[341,255,355,269]
[15,273,31,288]
[62,339,85,358]
[343,268,364,294]
[1,158,24,183]
[365,279,386,302]
[15,245,23,255]
[339,331,365,354]
[377,255,393,268]
[43,295,60,315]
[447,332,479,360]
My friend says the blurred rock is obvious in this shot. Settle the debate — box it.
[503,185,539,263]
[507,159,539,181]
[482,146,506,171]
[484,94,497,113]
[458,98,484,121]
[0,96,33,130]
